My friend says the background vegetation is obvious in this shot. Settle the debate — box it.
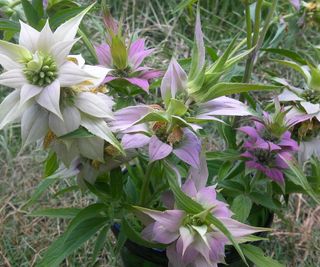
[0,0,319,266]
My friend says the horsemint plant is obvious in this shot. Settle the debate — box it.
[0,1,319,267]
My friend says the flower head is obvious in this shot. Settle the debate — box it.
[239,111,299,184]
[0,11,124,151]
[138,179,264,267]
[95,11,162,92]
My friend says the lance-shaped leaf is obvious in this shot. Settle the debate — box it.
[272,59,311,83]
[201,83,280,102]
[242,244,285,267]
[188,5,205,81]
[282,157,320,204]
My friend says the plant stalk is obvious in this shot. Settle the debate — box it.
[139,162,154,205]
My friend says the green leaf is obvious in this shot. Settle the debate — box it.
[231,195,252,222]
[206,34,239,74]
[37,217,108,267]
[173,0,197,13]
[22,166,79,209]
[134,111,169,125]
[67,203,108,234]
[202,82,280,102]
[58,127,95,139]
[21,0,41,28]
[44,152,59,177]
[206,47,218,61]
[29,208,81,218]
[0,19,20,32]
[49,6,86,29]
[242,244,285,267]
[54,185,79,197]
[167,99,188,116]
[32,0,44,17]
[110,167,123,200]
[262,48,307,65]
[206,150,241,161]
[282,157,320,204]
[249,192,281,210]
[272,59,310,83]
[91,226,108,265]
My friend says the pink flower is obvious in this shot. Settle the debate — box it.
[239,112,299,184]
[138,180,265,267]
[95,38,162,92]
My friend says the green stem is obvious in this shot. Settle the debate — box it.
[78,28,99,64]
[242,0,263,84]
[139,162,154,205]
[9,0,21,8]
[256,0,278,50]
[245,3,252,49]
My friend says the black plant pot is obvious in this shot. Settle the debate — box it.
[112,211,274,267]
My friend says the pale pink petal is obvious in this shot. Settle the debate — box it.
[301,101,320,114]
[149,135,173,162]
[95,44,112,67]
[278,89,303,102]
[125,77,149,92]
[160,58,187,102]
[121,133,151,149]
[187,154,208,190]
[173,128,201,168]
[181,179,197,198]
[220,218,267,239]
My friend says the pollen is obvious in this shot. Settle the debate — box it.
[43,130,56,149]
[105,144,120,157]
[167,127,184,144]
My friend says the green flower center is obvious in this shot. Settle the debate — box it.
[262,130,279,143]
[183,214,204,227]
[254,149,276,164]
[23,53,58,87]
[111,66,131,78]
[301,89,320,104]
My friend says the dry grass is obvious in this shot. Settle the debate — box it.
[0,1,320,266]
[1,147,319,266]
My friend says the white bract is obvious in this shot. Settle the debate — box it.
[0,6,122,151]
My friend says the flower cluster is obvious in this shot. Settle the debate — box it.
[139,179,264,267]
[0,2,319,267]
[240,112,299,184]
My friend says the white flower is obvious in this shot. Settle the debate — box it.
[0,4,109,125]
[0,6,122,152]
[279,87,320,121]
[298,138,320,163]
